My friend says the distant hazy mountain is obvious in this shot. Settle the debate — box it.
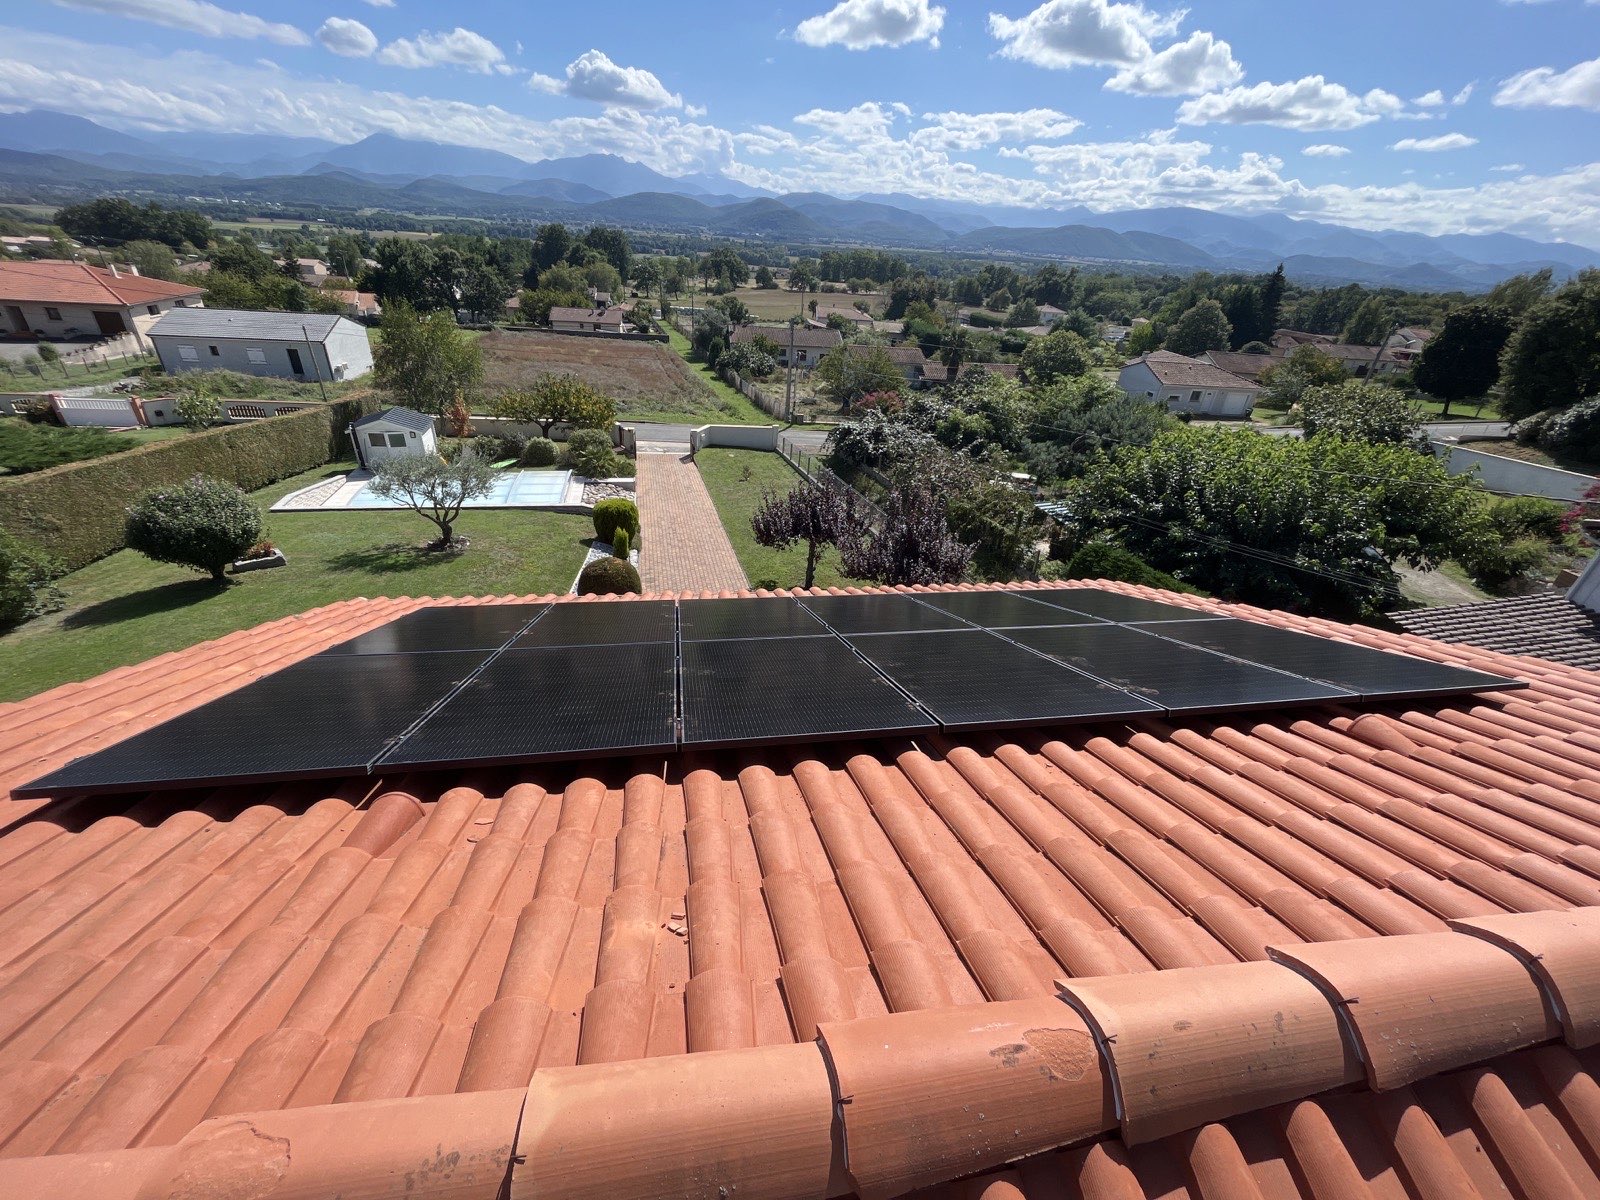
[3,110,1598,291]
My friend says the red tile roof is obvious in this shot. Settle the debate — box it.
[2,582,1600,1199]
[0,259,205,307]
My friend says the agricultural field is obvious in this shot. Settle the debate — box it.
[478,329,764,424]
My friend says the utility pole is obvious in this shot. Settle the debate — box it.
[784,280,805,424]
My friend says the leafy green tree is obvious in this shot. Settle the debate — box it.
[374,302,483,416]
[1125,322,1161,355]
[1164,299,1232,356]
[369,448,495,549]
[458,260,512,322]
[209,236,276,282]
[581,261,623,297]
[707,294,751,326]
[581,225,631,283]
[1300,381,1424,445]
[1026,377,1174,483]
[530,223,574,280]
[815,344,905,408]
[1412,303,1515,415]
[174,374,221,429]
[1258,345,1346,411]
[1004,298,1041,328]
[1485,268,1554,319]
[490,374,615,437]
[1258,264,1287,339]
[1019,329,1093,386]
[788,261,820,294]
[125,475,263,582]
[1498,271,1600,420]
[1342,296,1392,346]
[754,265,777,289]
[56,198,211,249]
[1217,283,1264,350]
[631,257,661,294]
[1029,264,1079,308]
[699,247,750,290]
[0,528,63,629]
[1065,427,1488,617]
[751,481,857,589]
[120,240,180,281]
[324,233,366,278]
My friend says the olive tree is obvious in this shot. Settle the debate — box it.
[369,448,495,549]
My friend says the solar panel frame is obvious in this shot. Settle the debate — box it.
[911,590,1111,628]
[1139,618,1525,700]
[847,629,1164,729]
[14,651,488,797]
[1006,623,1356,713]
[680,635,935,747]
[377,643,679,768]
[317,603,548,655]
[798,594,971,635]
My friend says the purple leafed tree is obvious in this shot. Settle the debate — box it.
[750,481,856,589]
[840,482,973,586]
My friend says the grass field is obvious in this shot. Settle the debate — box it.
[696,448,867,590]
[480,328,767,424]
[0,462,593,701]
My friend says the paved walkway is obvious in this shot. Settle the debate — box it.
[635,452,748,593]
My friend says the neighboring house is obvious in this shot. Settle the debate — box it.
[148,307,373,381]
[1201,348,1286,384]
[921,360,1021,384]
[0,259,203,347]
[1314,341,1406,377]
[293,258,329,286]
[1270,328,1336,351]
[848,341,930,386]
[814,303,873,329]
[350,407,437,469]
[325,289,382,319]
[731,323,841,368]
[586,287,612,306]
[549,305,626,333]
[1100,323,1134,346]
[1119,349,1260,417]
[1036,303,1066,326]
[872,319,906,343]
[1384,326,1433,368]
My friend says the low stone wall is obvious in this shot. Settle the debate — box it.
[690,424,782,452]
[1431,439,1597,502]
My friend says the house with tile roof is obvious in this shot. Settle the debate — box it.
[0,259,204,348]
[1119,349,1261,417]
[550,304,626,333]
[3,580,1600,1200]
[731,322,842,368]
[848,340,931,386]
[1270,328,1337,351]
[1201,347,1285,384]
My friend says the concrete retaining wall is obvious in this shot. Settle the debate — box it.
[1431,439,1598,502]
[690,424,782,452]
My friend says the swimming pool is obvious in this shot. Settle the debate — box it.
[344,469,574,509]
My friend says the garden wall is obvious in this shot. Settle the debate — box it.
[690,424,782,452]
[0,397,379,569]
[1430,439,1597,503]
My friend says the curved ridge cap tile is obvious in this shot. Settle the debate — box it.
[818,996,1112,1200]
[1267,931,1560,1092]
[513,1042,839,1200]
[1056,960,1361,1147]
[0,1147,171,1200]
[1450,907,1600,1049]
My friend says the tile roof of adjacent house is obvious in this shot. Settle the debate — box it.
[147,307,349,342]
[1127,350,1260,390]
[549,305,625,325]
[921,360,1021,382]
[1390,591,1600,671]
[3,581,1600,1199]
[1201,349,1285,382]
[848,342,928,367]
[732,324,842,351]
[1273,328,1335,345]
[0,259,205,307]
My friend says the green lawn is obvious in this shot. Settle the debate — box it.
[0,462,593,702]
[661,324,771,425]
[0,352,155,390]
[695,448,867,591]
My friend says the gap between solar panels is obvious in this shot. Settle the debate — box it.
[12,590,1525,799]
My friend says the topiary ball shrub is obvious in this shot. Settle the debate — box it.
[592,497,640,544]
[577,556,641,595]
[610,528,631,559]
[566,429,619,478]
[520,437,558,467]
[125,474,263,582]
[497,431,529,461]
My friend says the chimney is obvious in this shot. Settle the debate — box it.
[107,262,120,278]
[126,263,140,276]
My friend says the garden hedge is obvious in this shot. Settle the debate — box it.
[0,397,378,570]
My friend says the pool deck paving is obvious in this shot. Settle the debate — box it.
[635,452,748,593]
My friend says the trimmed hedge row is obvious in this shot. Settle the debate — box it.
[0,397,379,570]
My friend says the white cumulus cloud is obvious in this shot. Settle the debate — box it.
[529,50,681,110]
[1391,132,1479,151]
[377,27,512,74]
[1303,143,1351,157]
[1105,30,1242,96]
[1495,56,1600,111]
[794,0,946,49]
[1177,76,1404,131]
[988,0,1183,69]
[316,17,377,58]
[913,108,1082,150]
[48,0,307,44]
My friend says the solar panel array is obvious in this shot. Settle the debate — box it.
[16,589,1524,798]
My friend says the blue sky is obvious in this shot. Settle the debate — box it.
[4,0,1599,243]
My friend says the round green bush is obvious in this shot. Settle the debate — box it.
[566,429,618,478]
[520,437,558,467]
[592,497,640,544]
[1541,397,1600,459]
[497,431,529,460]
[577,555,641,595]
[125,474,263,582]
[611,528,631,558]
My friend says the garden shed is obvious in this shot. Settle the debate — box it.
[350,407,437,468]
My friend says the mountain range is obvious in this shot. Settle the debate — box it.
[2,110,1596,292]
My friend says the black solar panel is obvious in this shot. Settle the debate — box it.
[799,594,969,634]
[681,637,934,746]
[380,644,678,767]
[680,598,829,641]
[913,590,1109,628]
[319,604,547,655]
[513,600,676,647]
[1008,624,1353,711]
[1026,588,1218,624]
[848,630,1163,728]
[1144,619,1524,699]
[15,651,485,797]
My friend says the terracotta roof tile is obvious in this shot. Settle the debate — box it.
[3,582,1600,1198]
[0,259,204,307]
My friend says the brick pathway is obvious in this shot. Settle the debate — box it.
[635,452,748,593]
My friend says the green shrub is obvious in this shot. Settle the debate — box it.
[497,431,529,460]
[1462,535,1554,592]
[0,397,375,570]
[470,434,503,462]
[0,422,137,476]
[1513,407,1564,445]
[566,429,619,477]
[592,497,640,544]
[1487,495,1567,542]
[520,437,558,467]
[610,528,631,558]
[35,342,59,364]
[577,555,641,595]
[1540,396,1600,460]
[125,474,263,582]
[1063,542,1206,595]
[0,526,63,629]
